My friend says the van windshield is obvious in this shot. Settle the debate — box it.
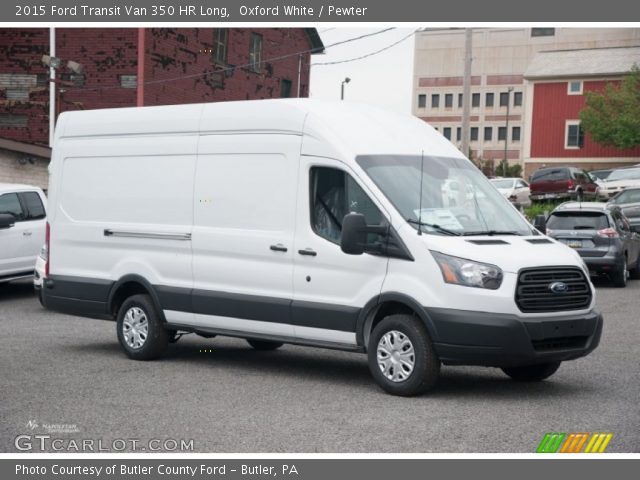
[356,155,534,236]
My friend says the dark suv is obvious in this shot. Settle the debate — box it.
[544,202,640,287]
[529,167,599,202]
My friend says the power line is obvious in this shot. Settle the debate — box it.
[65,28,397,93]
[312,29,420,66]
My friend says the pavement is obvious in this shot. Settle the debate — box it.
[0,278,638,453]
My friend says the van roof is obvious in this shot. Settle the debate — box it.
[54,99,465,160]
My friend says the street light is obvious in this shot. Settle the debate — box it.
[341,77,351,100]
[503,86,514,177]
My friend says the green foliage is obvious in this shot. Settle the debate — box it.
[496,159,522,178]
[524,201,562,221]
[579,65,640,149]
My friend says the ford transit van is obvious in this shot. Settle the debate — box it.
[42,99,602,396]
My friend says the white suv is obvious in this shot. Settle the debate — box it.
[0,184,47,283]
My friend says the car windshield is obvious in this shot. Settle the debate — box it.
[591,170,611,180]
[547,212,609,230]
[490,179,514,188]
[611,189,640,204]
[607,168,640,181]
[356,155,534,236]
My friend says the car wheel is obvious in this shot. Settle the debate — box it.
[502,362,561,381]
[612,256,628,288]
[246,339,283,350]
[630,254,640,280]
[116,294,169,360]
[368,314,440,396]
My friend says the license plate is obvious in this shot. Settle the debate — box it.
[561,239,582,248]
[544,194,556,199]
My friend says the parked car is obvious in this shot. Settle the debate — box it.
[529,167,599,202]
[41,100,603,396]
[589,169,613,181]
[544,202,640,287]
[607,187,640,231]
[598,167,640,198]
[490,177,531,207]
[0,184,47,283]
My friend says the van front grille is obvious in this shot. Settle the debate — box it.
[516,267,592,313]
[532,336,588,351]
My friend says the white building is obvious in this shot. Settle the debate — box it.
[412,28,640,168]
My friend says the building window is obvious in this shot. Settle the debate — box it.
[484,127,492,142]
[512,126,521,142]
[470,127,478,142]
[472,93,480,108]
[531,28,555,37]
[280,79,292,98]
[119,75,137,88]
[0,114,28,127]
[498,126,507,141]
[443,127,452,140]
[565,121,584,149]
[456,127,461,141]
[568,81,583,95]
[485,92,494,107]
[458,93,463,108]
[431,94,440,108]
[248,33,263,73]
[513,91,523,106]
[499,92,509,107]
[214,29,229,64]
[445,94,453,108]
[418,94,427,108]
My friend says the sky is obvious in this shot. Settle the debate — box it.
[309,28,415,114]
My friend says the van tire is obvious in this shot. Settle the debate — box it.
[116,294,168,360]
[502,361,561,381]
[368,314,440,396]
[612,257,628,288]
[247,339,283,350]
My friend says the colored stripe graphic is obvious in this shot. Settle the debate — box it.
[537,433,613,453]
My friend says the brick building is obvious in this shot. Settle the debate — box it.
[522,46,640,179]
[0,28,324,188]
[412,28,640,168]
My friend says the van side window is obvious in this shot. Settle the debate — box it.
[0,193,25,221]
[310,167,383,243]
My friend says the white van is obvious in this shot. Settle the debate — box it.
[42,99,602,396]
[0,184,47,283]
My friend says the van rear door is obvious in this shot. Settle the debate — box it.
[292,157,390,347]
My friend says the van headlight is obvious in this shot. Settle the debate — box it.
[431,251,503,290]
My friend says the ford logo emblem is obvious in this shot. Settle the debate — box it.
[549,282,569,294]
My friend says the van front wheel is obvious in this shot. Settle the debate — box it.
[116,294,168,360]
[501,361,561,381]
[368,314,440,396]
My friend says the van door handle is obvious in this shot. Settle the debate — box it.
[270,244,288,252]
[298,248,317,257]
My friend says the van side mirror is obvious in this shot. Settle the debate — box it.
[340,213,387,255]
[0,213,16,230]
[533,214,547,233]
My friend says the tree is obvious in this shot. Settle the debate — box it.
[579,65,640,150]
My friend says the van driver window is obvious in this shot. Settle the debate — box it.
[310,167,383,243]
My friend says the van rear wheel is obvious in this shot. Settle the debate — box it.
[502,361,561,381]
[368,314,440,396]
[246,339,283,350]
[116,294,168,360]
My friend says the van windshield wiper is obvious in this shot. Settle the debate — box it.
[407,219,461,236]
[462,230,523,236]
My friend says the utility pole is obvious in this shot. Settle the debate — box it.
[504,86,514,176]
[48,27,56,148]
[461,29,472,161]
[341,77,351,100]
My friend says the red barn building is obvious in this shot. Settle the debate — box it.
[523,46,640,179]
[0,28,324,188]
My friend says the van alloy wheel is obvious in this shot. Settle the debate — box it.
[377,330,416,382]
[122,307,149,349]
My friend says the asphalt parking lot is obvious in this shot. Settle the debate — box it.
[1,278,638,453]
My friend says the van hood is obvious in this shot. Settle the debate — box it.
[418,234,585,274]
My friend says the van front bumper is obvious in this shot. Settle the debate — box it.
[425,307,602,367]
